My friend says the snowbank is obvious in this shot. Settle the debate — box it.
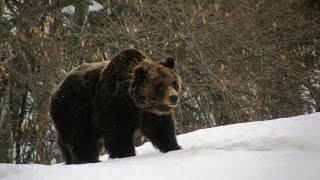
[1,113,319,180]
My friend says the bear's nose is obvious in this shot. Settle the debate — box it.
[169,95,178,105]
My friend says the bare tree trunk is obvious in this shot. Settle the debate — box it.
[0,0,6,129]
[33,97,50,164]
[0,85,9,130]
[74,1,89,27]
[9,83,28,164]
[0,84,11,163]
[8,82,21,163]
[0,0,4,22]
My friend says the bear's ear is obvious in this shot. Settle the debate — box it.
[160,57,175,69]
[134,65,148,80]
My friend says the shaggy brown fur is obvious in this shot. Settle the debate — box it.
[49,49,181,164]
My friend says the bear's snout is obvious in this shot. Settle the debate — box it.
[163,87,179,108]
[169,94,178,105]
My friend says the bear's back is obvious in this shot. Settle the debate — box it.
[68,61,108,91]
[70,61,108,74]
[50,61,108,131]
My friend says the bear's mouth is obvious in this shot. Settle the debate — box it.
[137,100,176,115]
[152,103,175,114]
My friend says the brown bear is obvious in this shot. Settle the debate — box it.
[49,49,182,164]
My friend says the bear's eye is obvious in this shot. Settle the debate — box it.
[155,84,164,92]
[172,81,179,90]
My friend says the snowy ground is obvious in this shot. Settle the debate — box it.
[1,113,320,180]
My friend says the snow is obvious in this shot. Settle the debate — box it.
[1,113,320,180]
[61,1,103,15]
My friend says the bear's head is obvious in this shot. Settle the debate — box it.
[129,57,181,115]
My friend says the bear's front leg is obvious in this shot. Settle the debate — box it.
[104,130,136,159]
[141,114,181,153]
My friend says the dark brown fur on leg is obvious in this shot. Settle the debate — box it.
[141,112,181,152]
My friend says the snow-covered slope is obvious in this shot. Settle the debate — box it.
[1,113,320,180]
